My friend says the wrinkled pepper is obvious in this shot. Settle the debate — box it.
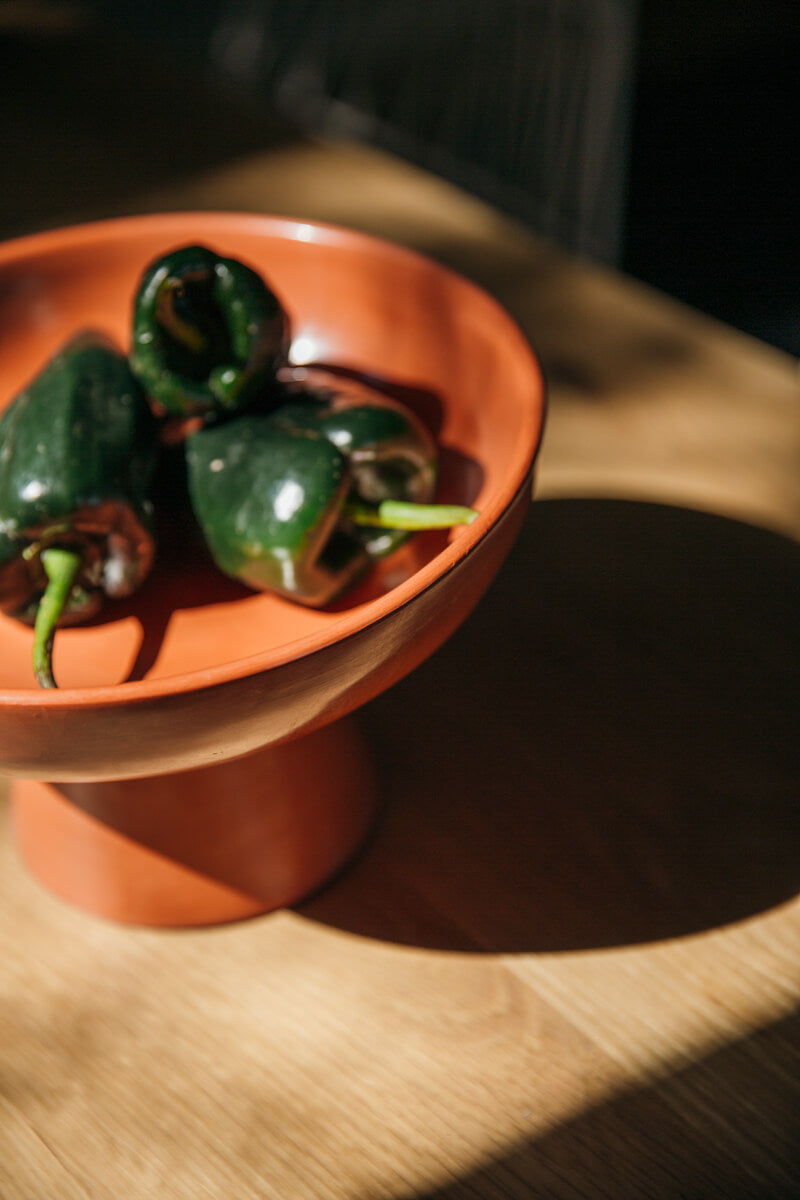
[0,336,158,687]
[266,371,440,558]
[185,377,476,607]
[129,243,289,421]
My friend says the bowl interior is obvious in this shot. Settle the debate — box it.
[0,213,543,693]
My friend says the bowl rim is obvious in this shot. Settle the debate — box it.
[0,210,546,706]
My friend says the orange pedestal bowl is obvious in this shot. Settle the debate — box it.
[0,212,545,925]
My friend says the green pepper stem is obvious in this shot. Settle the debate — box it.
[33,547,82,689]
[343,499,478,531]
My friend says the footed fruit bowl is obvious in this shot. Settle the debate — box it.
[0,212,545,925]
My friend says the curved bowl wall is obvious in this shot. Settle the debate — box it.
[0,213,545,780]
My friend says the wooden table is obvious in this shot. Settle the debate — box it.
[1,20,799,1198]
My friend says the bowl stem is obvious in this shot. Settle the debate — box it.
[10,717,376,927]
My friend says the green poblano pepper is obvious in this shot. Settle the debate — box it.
[266,370,440,559]
[129,243,289,421]
[185,377,477,608]
[0,335,158,687]
[185,416,370,607]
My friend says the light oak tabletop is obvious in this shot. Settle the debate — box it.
[1,20,799,1199]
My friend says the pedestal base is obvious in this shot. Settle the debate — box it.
[10,718,376,927]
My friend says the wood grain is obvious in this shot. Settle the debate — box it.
[1,18,799,1198]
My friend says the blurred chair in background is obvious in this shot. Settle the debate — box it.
[88,0,638,264]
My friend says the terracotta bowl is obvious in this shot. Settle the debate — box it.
[0,212,545,925]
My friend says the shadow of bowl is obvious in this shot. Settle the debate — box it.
[299,498,800,951]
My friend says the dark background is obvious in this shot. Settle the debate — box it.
[625,1,800,356]
[2,0,799,355]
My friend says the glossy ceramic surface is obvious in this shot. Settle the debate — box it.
[0,212,545,781]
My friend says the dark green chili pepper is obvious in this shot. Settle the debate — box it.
[185,415,370,607]
[0,335,158,687]
[268,371,444,558]
[185,380,477,608]
[129,244,289,420]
